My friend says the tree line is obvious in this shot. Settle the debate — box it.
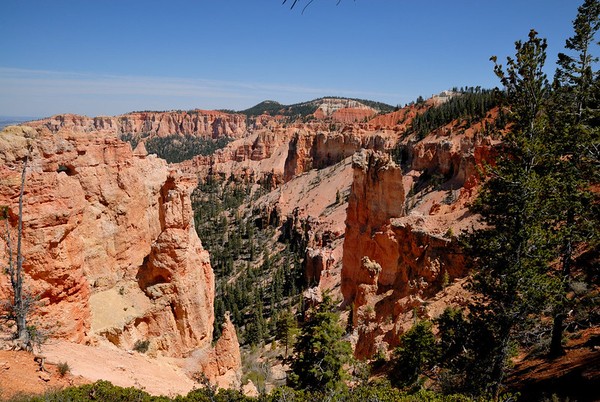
[120,133,231,164]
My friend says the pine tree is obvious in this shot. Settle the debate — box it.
[546,0,600,357]
[275,309,299,359]
[392,320,439,389]
[288,294,353,392]
[464,30,556,396]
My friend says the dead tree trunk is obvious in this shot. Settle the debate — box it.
[4,156,31,349]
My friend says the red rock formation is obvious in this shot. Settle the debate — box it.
[283,127,394,181]
[27,110,247,140]
[0,125,215,357]
[197,314,242,388]
[342,150,405,303]
[175,127,291,187]
[312,98,376,120]
[331,108,376,123]
[368,104,423,130]
[341,150,468,358]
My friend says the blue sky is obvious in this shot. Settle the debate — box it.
[0,0,581,117]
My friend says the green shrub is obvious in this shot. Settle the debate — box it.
[57,361,70,377]
[28,380,161,401]
[133,339,150,353]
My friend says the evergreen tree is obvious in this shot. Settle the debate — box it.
[244,291,267,346]
[546,0,600,357]
[275,309,299,359]
[288,294,353,392]
[463,30,556,396]
[392,320,439,389]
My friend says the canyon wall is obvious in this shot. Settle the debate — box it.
[283,126,395,181]
[0,125,214,357]
[341,150,470,359]
[27,110,248,140]
[312,98,377,120]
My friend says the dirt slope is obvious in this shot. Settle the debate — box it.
[0,337,200,399]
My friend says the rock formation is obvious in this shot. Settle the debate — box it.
[341,150,470,358]
[27,110,248,141]
[283,125,394,181]
[312,98,377,120]
[197,313,242,388]
[0,125,214,357]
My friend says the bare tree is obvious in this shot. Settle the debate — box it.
[2,155,33,351]
[283,0,347,14]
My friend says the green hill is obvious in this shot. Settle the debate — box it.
[239,97,395,118]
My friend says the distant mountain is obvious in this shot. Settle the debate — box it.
[0,116,38,130]
[239,97,395,118]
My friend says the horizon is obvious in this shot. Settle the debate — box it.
[0,0,584,117]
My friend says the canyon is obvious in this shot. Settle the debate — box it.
[0,95,546,395]
[0,123,240,389]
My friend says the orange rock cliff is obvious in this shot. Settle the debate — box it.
[27,110,248,141]
[0,125,219,358]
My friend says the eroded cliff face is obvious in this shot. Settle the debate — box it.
[0,125,214,357]
[312,98,376,120]
[283,126,395,181]
[177,127,290,187]
[341,150,471,359]
[342,150,405,302]
[27,110,247,141]
[197,314,242,389]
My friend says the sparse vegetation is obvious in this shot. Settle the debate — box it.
[57,361,70,377]
[133,339,150,353]
[192,173,306,343]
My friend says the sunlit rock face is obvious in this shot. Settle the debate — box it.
[27,110,248,140]
[0,125,214,357]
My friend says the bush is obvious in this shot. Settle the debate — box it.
[133,339,150,353]
[57,361,70,377]
[28,380,161,401]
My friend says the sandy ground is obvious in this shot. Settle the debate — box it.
[0,337,199,400]
[0,349,88,400]
[40,339,198,397]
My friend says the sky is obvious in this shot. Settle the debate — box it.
[0,0,583,118]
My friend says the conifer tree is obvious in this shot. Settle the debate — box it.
[288,294,352,392]
[546,0,600,357]
[464,30,555,396]
[392,320,439,389]
[275,309,299,358]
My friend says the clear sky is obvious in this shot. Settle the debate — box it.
[0,0,582,118]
